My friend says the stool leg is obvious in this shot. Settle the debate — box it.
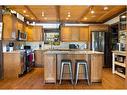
[75,63,79,85]
[69,63,73,84]
[59,63,64,84]
[85,64,90,85]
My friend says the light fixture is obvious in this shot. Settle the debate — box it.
[42,12,45,17]
[23,10,26,13]
[84,17,87,20]
[104,6,108,10]
[66,17,69,20]
[31,17,34,20]
[121,15,126,18]
[91,10,95,14]
[68,14,71,17]
[44,17,47,20]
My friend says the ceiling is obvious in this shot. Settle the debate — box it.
[6,5,126,23]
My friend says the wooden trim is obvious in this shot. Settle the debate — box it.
[78,6,92,21]
[56,6,60,22]
[24,6,39,21]
[102,7,126,23]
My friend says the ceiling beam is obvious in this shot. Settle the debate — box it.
[24,5,39,20]
[103,7,126,23]
[56,6,60,22]
[97,6,126,22]
[78,6,93,21]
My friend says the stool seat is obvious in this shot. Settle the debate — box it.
[61,59,71,62]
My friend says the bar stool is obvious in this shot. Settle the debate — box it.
[59,59,73,84]
[75,60,90,85]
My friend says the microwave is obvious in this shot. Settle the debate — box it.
[17,30,27,41]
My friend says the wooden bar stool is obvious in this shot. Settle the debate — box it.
[75,60,90,85]
[59,59,73,85]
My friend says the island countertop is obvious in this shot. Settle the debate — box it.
[43,49,104,55]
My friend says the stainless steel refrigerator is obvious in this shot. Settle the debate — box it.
[91,31,112,68]
[0,13,3,79]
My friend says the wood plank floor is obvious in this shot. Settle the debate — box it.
[0,68,127,89]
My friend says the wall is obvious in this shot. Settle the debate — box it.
[104,16,119,25]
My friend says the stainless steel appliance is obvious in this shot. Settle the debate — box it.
[91,31,112,68]
[0,15,3,79]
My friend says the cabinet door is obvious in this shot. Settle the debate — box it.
[33,26,43,41]
[35,50,43,67]
[79,27,89,42]
[44,54,56,83]
[71,27,79,41]
[25,26,33,41]
[3,14,13,40]
[91,54,103,82]
[61,27,71,42]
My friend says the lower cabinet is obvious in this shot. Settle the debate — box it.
[3,52,22,79]
[91,54,103,82]
[35,50,43,67]
[44,54,56,83]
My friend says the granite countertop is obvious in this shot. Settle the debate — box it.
[43,50,104,55]
[3,50,25,54]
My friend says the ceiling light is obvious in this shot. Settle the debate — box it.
[66,18,69,20]
[23,10,26,13]
[31,18,34,20]
[42,12,45,17]
[84,17,87,20]
[68,14,71,17]
[91,10,95,14]
[121,15,126,18]
[104,6,108,10]
[44,17,47,20]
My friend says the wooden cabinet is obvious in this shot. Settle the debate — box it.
[119,11,127,31]
[44,54,56,83]
[61,27,71,42]
[32,26,43,41]
[61,26,89,42]
[3,14,16,40]
[91,54,103,82]
[3,52,22,79]
[25,26,43,41]
[71,27,79,41]
[35,50,43,67]
[79,27,89,42]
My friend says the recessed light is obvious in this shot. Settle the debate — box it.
[44,17,47,20]
[66,17,69,20]
[104,6,108,10]
[23,10,26,13]
[121,15,126,18]
[42,12,45,17]
[91,10,95,14]
[84,17,87,20]
[68,14,71,17]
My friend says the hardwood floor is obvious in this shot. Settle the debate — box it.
[0,68,127,89]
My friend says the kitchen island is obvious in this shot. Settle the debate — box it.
[43,50,104,84]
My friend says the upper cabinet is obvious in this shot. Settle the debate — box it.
[79,27,89,42]
[3,14,17,40]
[61,27,72,42]
[61,26,89,42]
[119,11,127,31]
[25,26,43,42]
